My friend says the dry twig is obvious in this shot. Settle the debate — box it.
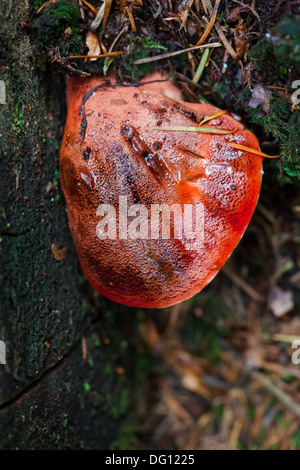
[195,0,221,46]
[252,371,300,419]
[133,42,221,65]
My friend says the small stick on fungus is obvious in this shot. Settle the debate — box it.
[152,125,237,135]
[199,110,227,126]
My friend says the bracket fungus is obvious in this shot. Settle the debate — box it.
[60,72,276,308]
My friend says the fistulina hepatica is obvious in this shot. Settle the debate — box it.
[59,72,278,308]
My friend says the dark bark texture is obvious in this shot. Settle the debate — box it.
[0,0,132,449]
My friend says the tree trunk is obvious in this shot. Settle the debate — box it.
[0,0,133,449]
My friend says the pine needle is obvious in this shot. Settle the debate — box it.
[125,6,137,32]
[102,0,113,29]
[192,47,210,83]
[201,0,238,59]
[68,51,123,59]
[195,0,221,46]
[199,110,227,126]
[81,0,98,14]
[152,126,237,135]
[133,42,221,65]
[228,143,280,158]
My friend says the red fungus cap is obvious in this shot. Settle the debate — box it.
[60,73,263,308]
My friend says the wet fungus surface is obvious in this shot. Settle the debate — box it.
[60,73,263,308]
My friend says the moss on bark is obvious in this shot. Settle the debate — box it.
[0,0,135,449]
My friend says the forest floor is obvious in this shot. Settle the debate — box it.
[29,0,300,450]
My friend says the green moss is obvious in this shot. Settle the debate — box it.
[292,428,300,449]
[210,16,300,184]
[29,2,193,78]
[136,36,167,51]
[237,90,300,183]
[249,42,288,81]
[123,36,170,80]
[125,40,158,80]
[31,0,81,51]
[223,68,300,185]
[249,16,300,82]
[52,167,60,184]
[11,104,25,134]
[271,17,300,65]
[31,0,46,11]
[264,96,300,183]
[111,387,129,419]
[216,11,227,25]
[212,402,224,421]
[110,417,138,450]
[211,81,234,109]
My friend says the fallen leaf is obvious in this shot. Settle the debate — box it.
[86,31,101,61]
[178,4,189,29]
[269,286,294,317]
[226,5,244,22]
[181,370,212,398]
[234,19,248,57]
[161,383,193,422]
[290,270,300,288]
[248,85,272,113]
[51,244,67,261]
